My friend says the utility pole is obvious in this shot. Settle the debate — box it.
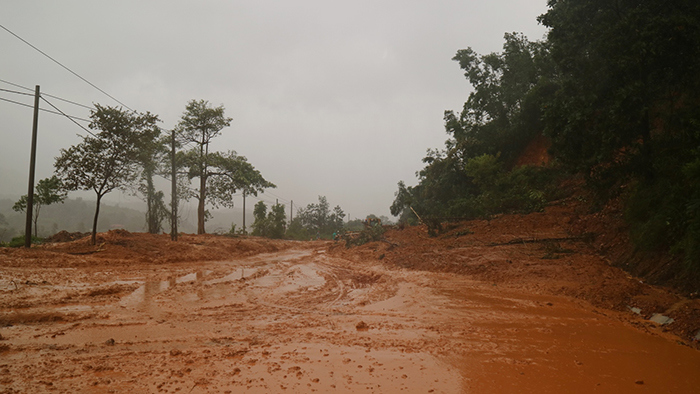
[170,129,178,241]
[24,85,40,248]
[242,191,246,234]
[290,200,293,222]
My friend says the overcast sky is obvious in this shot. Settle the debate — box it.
[1,0,548,221]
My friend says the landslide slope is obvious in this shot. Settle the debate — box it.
[329,197,700,346]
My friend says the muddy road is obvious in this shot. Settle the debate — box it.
[1,208,700,393]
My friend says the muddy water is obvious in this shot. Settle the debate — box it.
[1,247,699,393]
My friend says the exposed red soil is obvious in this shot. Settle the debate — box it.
[0,199,699,393]
[330,197,700,345]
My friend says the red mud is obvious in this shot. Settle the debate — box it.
[1,202,699,393]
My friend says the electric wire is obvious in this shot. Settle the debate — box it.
[0,96,33,109]
[0,78,33,92]
[0,23,134,112]
[1,78,95,110]
[0,95,90,122]
[42,92,94,111]
[0,87,33,96]
[39,96,96,137]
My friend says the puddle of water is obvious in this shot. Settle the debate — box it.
[120,270,216,308]
[205,266,268,285]
[250,263,327,294]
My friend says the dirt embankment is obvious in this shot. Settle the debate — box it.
[328,197,700,346]
[1,230,301,269]
[1,205,699,393]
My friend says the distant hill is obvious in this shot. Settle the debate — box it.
[0,196,256,242]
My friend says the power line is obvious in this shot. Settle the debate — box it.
[42,92,94,111]
[40,96,96,137]
[0,95,88,122]
[0,87,33,96]
[1,78,95,110]
[0,78,33,92]
[0,95,35,109]
[264,191,291,203]
[0,23,134,112]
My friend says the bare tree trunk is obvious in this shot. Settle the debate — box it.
[91,195,102,245]
[33,205,40,238]
[197,175,206,234]
[145,167,158,234]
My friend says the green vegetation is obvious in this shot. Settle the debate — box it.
[391,32,563,226]
[175,99,275,234]
[55,105,159,245]
[344,223,385,248]
[12,176,67,237]
[286,196,345,240]
[393,0,700,276]
[539,0,700,271]
[7,235,43,248]
[251,201,287,239]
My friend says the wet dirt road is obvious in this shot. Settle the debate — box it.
[2,242,699,393]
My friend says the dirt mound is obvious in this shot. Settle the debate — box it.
[329,196,700,345]
[44,230,88,243]
[0,232,297,268]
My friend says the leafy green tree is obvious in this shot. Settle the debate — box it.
[268,203,287,239]
[13,176,67,237]
[176,99,232,234]
[447,32,553,166]
[293,196,345,239]
[176,100,274,233]
[251,201,286,239]
[540,0,700,182]
[179,149,275,234]
[55,105,158,245]
[135,127,169,234]
[251,201,268,236]
[391,33,561,225]
[286,216,310,240]
[539,0,700,269]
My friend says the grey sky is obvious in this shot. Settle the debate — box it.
[1,0,548,221]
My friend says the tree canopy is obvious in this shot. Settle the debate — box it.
[287,196,345,240]
[251,201,287,239]
[55,105,159,244]
[176,100,274,234]
[391,33,558,224]
[12,176,67,237]
[393,0,700,277]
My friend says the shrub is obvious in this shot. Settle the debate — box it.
[345,226,385,247]
[8,235,43,248]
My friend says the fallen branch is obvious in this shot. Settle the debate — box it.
[486,235,593,247]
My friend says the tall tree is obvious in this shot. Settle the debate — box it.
[539,0,700,265]
[391,33,558,223]
[176,99,232,234]
[251,201,287,239]
[133,122,167,233]
[294,196,345,238]
[12,176,67,237]
[539,0,700,182]
[55,105,159,245]
[178,149,275,234]
[176,100,275,234]
[251,201,268,237]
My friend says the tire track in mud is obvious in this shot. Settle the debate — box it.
[242,252,378,317]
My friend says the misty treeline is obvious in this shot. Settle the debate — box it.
[248,196,391,241]
[0,197,148,242]
[249,196,349,241]
[392,0,700,271]
[50,99,274,245]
